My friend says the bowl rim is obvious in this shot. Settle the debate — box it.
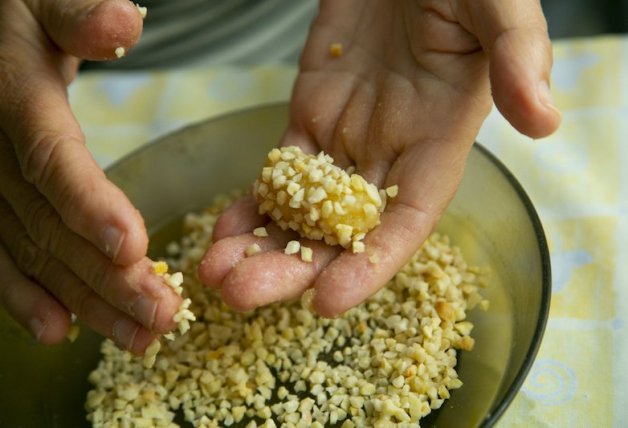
[105,102,552,427]
[473,144,552,427]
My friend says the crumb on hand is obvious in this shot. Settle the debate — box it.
[330,42,343,58]
[135,3,148,19]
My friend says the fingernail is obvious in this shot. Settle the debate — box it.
[131,295,158,330]
[29,317,47,341]
[112,318,139,350]
[538,80,561,117]
[102,226,125,262]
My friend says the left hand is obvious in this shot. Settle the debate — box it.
[198,0,561,317]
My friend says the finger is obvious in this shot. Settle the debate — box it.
[42,262,156,356]
[220,240,340,312]
[199,224,297,288]
[0,241,70,345]
[0,144,180,333]
[0,201,154,354]
[311,140,467,317]
[31,0,144,60]
[0,52,148,267]
[455,0,561,138]
[212,196,267,242]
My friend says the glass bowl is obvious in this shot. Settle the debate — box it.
[0,103,550,427]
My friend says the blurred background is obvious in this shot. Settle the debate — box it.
[82,0,628,71]
[544,0,628,37]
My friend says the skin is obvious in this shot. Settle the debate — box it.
[0,0,181,355]
[198,0,561,317]
[0,0,560,354]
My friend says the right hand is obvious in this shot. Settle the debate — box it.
[199,0,561,317]
[0,0,181,355]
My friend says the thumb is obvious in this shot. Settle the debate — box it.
[0,1,149,265]
[456,0,562,138]
[31,0,145,60]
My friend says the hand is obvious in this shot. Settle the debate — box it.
[0,0,181,354]
[199,0,561,317]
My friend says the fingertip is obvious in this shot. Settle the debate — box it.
[151,292,182,334]
[0,262,72,345]
[311,202,433,317]
[111,214,148,266]
[489,31,561,139]
[310,296,340,319]
[495,91,561,139]
[492,76,562,139]
[44,0,144,61]
[79,0,144,59]
[311,253,371,318]
[534,80,562,137]
[198,232,289,288]
[219,259,273,312]
[33,306,71,345]
[220,250,318,312]
[220,288,254,313]
[128,327,156,356]
[197,238,243,288]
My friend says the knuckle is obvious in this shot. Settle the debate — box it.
[19,134,98,231]
[20,132,66,188]
[18,131,85,193]
[65,285,93,321]
[12,232,45,278]
[0,276,17,310]
[26,251,94,323]
[88,261,115,297]
[20,194,65,253]
[0,57,26,113]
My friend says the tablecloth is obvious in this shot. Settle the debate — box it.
[69,35,627,427]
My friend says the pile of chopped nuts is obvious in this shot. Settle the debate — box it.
[86,193,486,427]
[253,146,398,254]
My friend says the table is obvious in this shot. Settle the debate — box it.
[70,35,627,427]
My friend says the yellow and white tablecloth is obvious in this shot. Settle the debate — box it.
[69,35,627,427]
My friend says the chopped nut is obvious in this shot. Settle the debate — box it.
[253,227,269,237]
[385,185,399,198]
[143,339,161,368]
[246,243,262,256]
[301,288,316,311]
[86,194,485,427]
[285,240,301,255]
[352,241,365,254]
[135,3,147,18]
[435,301,456,322]
[152,261,168,276]
[66,325,80,343]
[330,42,343,57]
[300,246,313,262]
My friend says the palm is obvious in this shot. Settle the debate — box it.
[291,0,490,165]
[199,0,558,316]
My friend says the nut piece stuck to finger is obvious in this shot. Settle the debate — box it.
[135,3,148,18]
[330,42,343,57]
[284,240,301,255]
[253,226,269,237]
[246,243,262,256]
